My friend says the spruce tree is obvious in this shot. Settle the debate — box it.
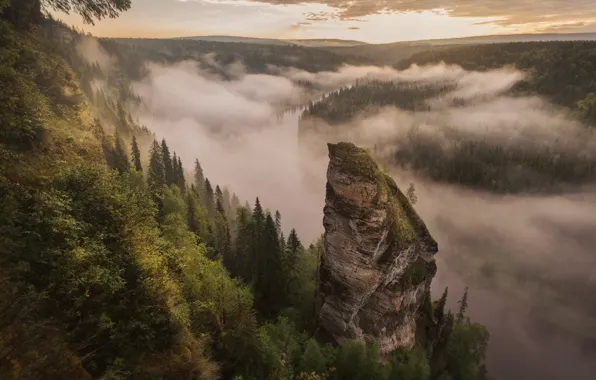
[214,198,231,265]
[130,135,142,172]
[234,206,252,280]
[194,159,205,195]
[113,132,130,174]
[274,210,282,237]
[204,178,215,221]
[457,287,469,324]
[177,156,185,193]
[222,188,231,217]
[161,139,174,186]
[215,185,223,209]
[172,152,179,187]
[286,228,302,268]
[147,140,165,196]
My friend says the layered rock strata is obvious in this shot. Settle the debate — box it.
[318,142,439,353]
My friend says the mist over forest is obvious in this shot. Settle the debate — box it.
[2,1,596,379]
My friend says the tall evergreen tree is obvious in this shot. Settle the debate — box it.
[161,139,174,186]
[147,140,165,196]
[130,135,142,172]
[457,287,469,324]
[274,210,282,237]
[234,206,252,279]
[215,185,223,206]
[177,156,185,193]
[204,178,216,221]
[286,229,302,268]
[172,152,179,187]
[113,132,130,175]
[194,159,205,194]
[255,213,286,316]
[222,188,231,217]
[214,198,231,265]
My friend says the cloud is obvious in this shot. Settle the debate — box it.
[303,11,338,22]
[230,0,596,27]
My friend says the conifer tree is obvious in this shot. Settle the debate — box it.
[147,140,165,196]
[194,159,205,196]
[222,187,231,216]
[204,178,216,221]
[113,132,130,174]
[130,135,142,172]
[286,228,302,268]
[274,210,282,237]
[457,287,469,324]
[161,139,174,186]
[256,213,286,316]
[234,206,252,279]
[177,156,185,193]
[172,152,179,187]
[214,198,232,265]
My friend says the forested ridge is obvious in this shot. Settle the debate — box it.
[397,41,596,125]
[299,69,596,194]
[0,1,490,379]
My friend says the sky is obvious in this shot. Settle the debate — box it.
[54,0,596,43]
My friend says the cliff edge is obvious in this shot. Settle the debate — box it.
[318,142,438,353]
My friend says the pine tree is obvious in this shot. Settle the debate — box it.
[194,159,205,193]
[177,156,185,193]
[147,140,165,196]
[214,198,232,266]
[215,185,223,209]
[253,212,286,316]
[161,139,174,186]
[172,152,179,187]
[286,228,302,268]
[204,178,215,221]
[222,187,231,217]
[113,132,130,174]
[457,287,469,324]
[234,206,252,279]
[436,287,449,324]
[274,210,282,237]
[130,135,142,172]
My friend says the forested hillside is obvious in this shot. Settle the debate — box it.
[0,1,490,379]
[103,37,369,77]
[397,42,596,124]
[299,74,596,194]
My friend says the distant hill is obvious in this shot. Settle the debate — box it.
[323,32,596,65]
[176,36,369,48]
[176,35,290,45]
[287,39,368,47]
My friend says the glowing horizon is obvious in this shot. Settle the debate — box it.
[53,0,596,44]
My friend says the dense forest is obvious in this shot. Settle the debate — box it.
[299,76,596,194]
[0,1,490,379]
[396,41,596,125]
[111,38,369,75]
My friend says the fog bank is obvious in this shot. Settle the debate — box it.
[133,60,596,379]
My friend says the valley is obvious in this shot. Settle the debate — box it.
[2,1,596,379]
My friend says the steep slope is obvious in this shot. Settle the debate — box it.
[318,142,438,353]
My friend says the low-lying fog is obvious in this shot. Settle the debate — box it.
[129,57,596,380]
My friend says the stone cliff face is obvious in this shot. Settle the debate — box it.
[318,142,439,353]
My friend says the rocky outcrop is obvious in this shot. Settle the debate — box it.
[318,142,438,353]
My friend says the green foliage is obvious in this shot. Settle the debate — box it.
[130,135,142,172]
